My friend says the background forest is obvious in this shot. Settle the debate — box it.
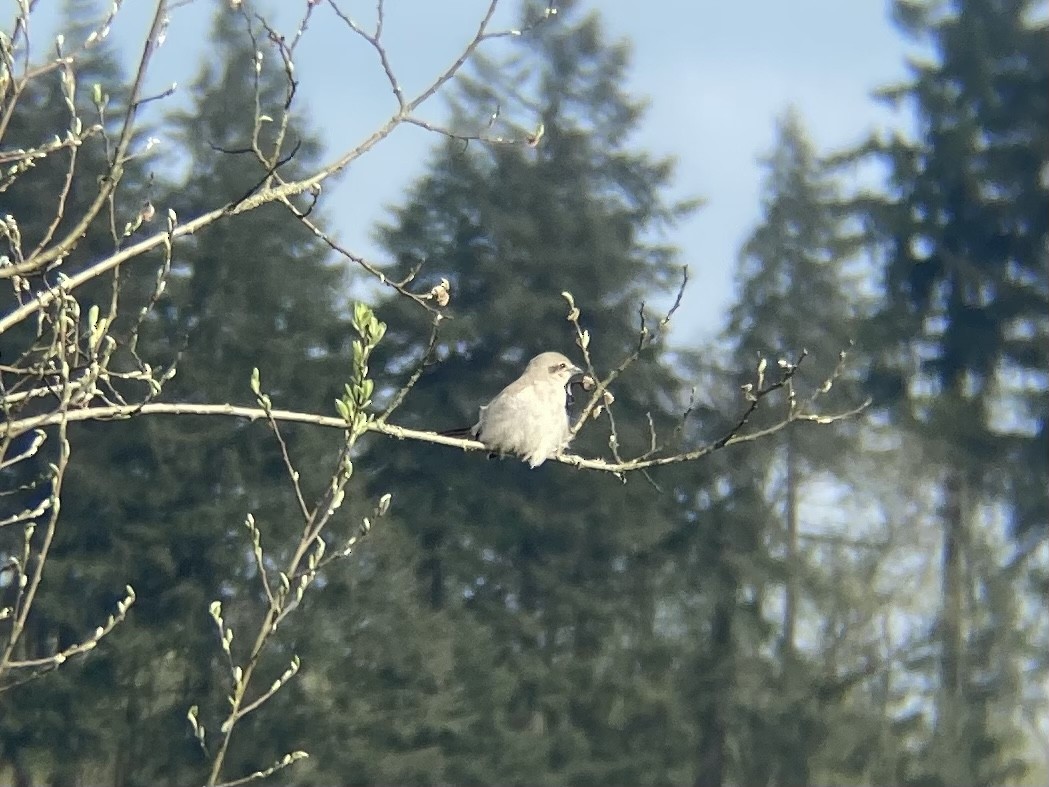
[0,1,1046,785]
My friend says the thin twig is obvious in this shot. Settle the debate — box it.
[2,0,173,278]
[377,316,442,423]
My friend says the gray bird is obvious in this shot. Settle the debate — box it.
[448,351,584,468]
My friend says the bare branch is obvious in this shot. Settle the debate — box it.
[0,0,538,330]
[1,0,173,278]
[328,0,405,110]
[0,388,870,477]
[377,315,443,423]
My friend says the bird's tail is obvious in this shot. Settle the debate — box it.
[438,426,475,439]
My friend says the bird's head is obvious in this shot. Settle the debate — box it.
[527,351,584,386]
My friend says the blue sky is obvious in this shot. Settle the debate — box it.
[28,0,911,343]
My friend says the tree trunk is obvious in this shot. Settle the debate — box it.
[783,433,799,656]
[939,468,965,701]
[694,597,730,787]
[420,525,445,610]
[934,465,969,782]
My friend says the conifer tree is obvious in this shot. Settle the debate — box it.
[305,1,696,781]
[856,0,1047,782]
[3,6,352,782]
[0,2,157,782]
[716,111,867,785]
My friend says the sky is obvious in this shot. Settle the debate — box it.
[22,0,912,345]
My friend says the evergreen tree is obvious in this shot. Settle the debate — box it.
[0,2,157,783]
[857,0,1047,782]
[4,6,352,783]
[670,444,778,787]
[301,1,696,782]
[717,110,868,785]
[866,0,1048,539]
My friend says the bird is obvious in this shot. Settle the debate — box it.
[444,351,585,468]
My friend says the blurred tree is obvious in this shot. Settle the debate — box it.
[855,0,1048,782]
[0,1,156,784]
[728,107,867,653]
[300,1,698,782]
[3,6,353,784]
[717,110,869,786]
[866,0,1048,539]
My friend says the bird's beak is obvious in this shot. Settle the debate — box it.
[567,366,586,385]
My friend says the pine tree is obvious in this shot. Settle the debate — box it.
[0,2,157,783]
[857,0,1047,782]
[714,110,867,785]
[729,109,863,654]
[304,1,696,781]
[3,6,353,783]
[867,0,1048,539]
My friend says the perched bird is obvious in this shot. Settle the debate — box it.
[446,351,584,468]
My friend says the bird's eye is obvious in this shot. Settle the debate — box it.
[557,362,567,370]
